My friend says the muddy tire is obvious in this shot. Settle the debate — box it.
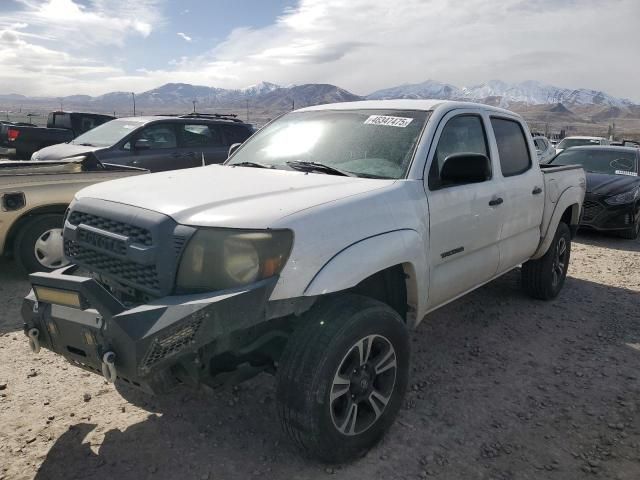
[522,222,571,300]
[276,294,410,463]
[14,214,69,273]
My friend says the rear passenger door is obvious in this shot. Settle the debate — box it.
[489,117,544,273]
[177,123,228,166]
[425,109,504,310]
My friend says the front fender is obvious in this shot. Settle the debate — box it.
[532,185,583,259]
[303,229,428,327]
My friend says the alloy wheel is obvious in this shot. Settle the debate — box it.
[330,334,397,436]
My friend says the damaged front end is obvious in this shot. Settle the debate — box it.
[23,265,281,393]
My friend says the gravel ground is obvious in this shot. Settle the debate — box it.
[0,231,639,480]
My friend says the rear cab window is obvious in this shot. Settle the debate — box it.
[490,117,531,177]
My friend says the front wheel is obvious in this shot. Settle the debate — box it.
[276,295,410,463]
[521,221,571,300]
[14,214,70,273]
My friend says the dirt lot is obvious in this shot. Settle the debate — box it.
[0,232,639,480]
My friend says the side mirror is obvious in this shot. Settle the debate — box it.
[134,138,151,150]
[440,153,491,186]
[228,143,242,158]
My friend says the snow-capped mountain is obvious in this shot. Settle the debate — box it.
[367,79,635,108]
[367,80,461,100]
[241,81,282,96]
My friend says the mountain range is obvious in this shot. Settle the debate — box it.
[1,80,638,129]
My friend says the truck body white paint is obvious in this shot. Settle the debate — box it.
[76,100,586,324]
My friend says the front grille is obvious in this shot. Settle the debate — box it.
[140,316,203,371]
[582,200,603,222]
[68,211,153,246]
[65,240,160,290]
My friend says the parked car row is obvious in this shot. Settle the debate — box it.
[5,111,115,159]
[32,113,254,171]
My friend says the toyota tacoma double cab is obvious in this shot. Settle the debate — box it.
[22,100,586,462]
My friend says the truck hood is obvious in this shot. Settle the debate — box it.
[76,164,395,229]
[586,172,640,195]
[34,142,103,161]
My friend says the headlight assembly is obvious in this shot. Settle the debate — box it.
[605,188,640,205]
[176,228,293,293]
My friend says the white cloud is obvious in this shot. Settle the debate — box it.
[1,0,639,100]
[177,32,192,42]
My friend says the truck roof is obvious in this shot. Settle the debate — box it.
[297,99,518,117]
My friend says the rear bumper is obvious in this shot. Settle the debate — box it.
[22,266,277,394]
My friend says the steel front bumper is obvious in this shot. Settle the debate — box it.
[22,266,277,394]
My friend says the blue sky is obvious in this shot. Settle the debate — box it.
[0,0,639,99]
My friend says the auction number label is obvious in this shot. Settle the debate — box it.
[364,115,414,127]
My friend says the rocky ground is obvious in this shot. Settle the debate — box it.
[0,231,639,480]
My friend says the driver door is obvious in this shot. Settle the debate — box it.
[425,109,504,310]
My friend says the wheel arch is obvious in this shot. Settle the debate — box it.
[532,188,582,260]
[303,229,427,327]
[4,204,67,256]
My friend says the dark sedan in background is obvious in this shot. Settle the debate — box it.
[549,146,640,239]
[31,113,253,172]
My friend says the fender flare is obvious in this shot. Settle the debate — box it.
[303,229,428,326]
[531,186,583,259]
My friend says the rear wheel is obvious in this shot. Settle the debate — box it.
[276,295,409,463]
[522,222,571,300]
[14,214,69,273]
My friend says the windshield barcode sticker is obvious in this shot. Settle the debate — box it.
[615,170,638,176]
[364,115,413,127]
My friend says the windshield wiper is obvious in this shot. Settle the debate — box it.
[231,161,275,169]
[286,160,355,177]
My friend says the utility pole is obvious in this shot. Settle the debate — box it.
[291,98,295,111]
[246,99,249,122]
[58,98,63,111]
[192,100,197,113]
[131,92,136,116]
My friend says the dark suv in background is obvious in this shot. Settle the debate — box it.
[32,113,253,172]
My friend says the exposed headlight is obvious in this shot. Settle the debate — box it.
[605,188,640,205]
[176,228,293,293]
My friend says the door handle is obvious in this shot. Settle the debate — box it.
[488,197,504,207]
[532,186,542,195]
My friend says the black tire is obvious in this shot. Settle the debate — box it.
[522,222,571,300]
[618,218,639,240]
[14,214,69,273]
[276,294,410,463]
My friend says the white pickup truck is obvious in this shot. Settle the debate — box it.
[23,100,585,462]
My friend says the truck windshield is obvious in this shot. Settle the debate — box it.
[71,118,147,147]
[226,109,430,179]
[552,149,638,175]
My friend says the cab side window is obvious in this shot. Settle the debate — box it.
[428,115,489,189]
[491,118,531,177]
